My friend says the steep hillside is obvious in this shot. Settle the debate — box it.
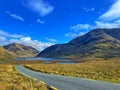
[0,46,16,62]
[37,28,120,58]
[4,43,39,57]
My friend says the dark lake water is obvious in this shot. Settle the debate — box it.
[16,57,68,61]
[16,57,82,64]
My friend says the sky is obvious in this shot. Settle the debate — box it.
[0,0,120,51]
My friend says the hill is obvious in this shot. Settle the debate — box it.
[37,28,120,58]
[0,46,16,62]
[4,43,39,57]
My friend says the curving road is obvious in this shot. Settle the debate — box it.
[16,65,120,90]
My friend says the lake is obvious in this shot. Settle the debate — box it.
[16,57,82,64]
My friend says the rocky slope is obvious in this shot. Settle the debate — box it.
[4,43,39,57]
[37,28,120,58]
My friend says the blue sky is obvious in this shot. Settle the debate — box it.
[0,0,120,51]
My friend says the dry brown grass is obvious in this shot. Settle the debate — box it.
[24,59,120,83]
[0,65,48,90]
[0,47,16,63]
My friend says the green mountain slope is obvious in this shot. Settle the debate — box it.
[37,28,120,58]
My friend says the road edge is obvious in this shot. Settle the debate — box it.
[15,65,58,90]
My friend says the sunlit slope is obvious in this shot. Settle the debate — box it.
[38,28,120,58]
[4,43,39,57]
[0,46,16,62]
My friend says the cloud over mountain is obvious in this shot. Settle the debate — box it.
[100,0,120,21]
[0,30,54,51]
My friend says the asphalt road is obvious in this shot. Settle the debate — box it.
[16,65,120,90]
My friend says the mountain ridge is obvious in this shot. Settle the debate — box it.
[0,46,16,62]
[4,43,39,57]
[37,28,120,58]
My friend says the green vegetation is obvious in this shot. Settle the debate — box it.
[24,58,120,83]
[0,65,48,90]
[38,28,120,58]
[1,28,120,89]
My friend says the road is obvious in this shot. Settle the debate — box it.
[16,65,120,90]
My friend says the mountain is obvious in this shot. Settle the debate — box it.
[37,28,120,58]
[4,43,39,57]
[0,46,16,62]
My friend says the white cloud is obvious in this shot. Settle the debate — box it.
[65,32,86,38]
[10,37,53,51]
[83,8,95,12]
[0,30,23,38]
[45,37,57,42]
[95,20,120,28]
[7,11,24,21]
[70,24,91,31]
[0,30,54,51]
[66,23,91,38]
[23,0,54,17]
[66,19,120,38]
[65,33,76,38]
[37,19,44,24]
[100,0,120,21]
[0,36,7,46]
[0,36,6,41]
[10,14,24,21]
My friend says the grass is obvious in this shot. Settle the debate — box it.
[24,58,120,83]
[0,65,48,90]
[0,46,16,63]
[0,57,119,90]
[4,60,45,65]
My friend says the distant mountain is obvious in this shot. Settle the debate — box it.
[37,28,120,58]
[0,46,16,62]
[4,43,39,57]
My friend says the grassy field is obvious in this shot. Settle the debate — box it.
[0,46,16,63]
[0,58,119,90]
[0,65,48,90]
[24,58,120,83]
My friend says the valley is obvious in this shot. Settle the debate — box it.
[0,28,120,90]
[1,0,120,89]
